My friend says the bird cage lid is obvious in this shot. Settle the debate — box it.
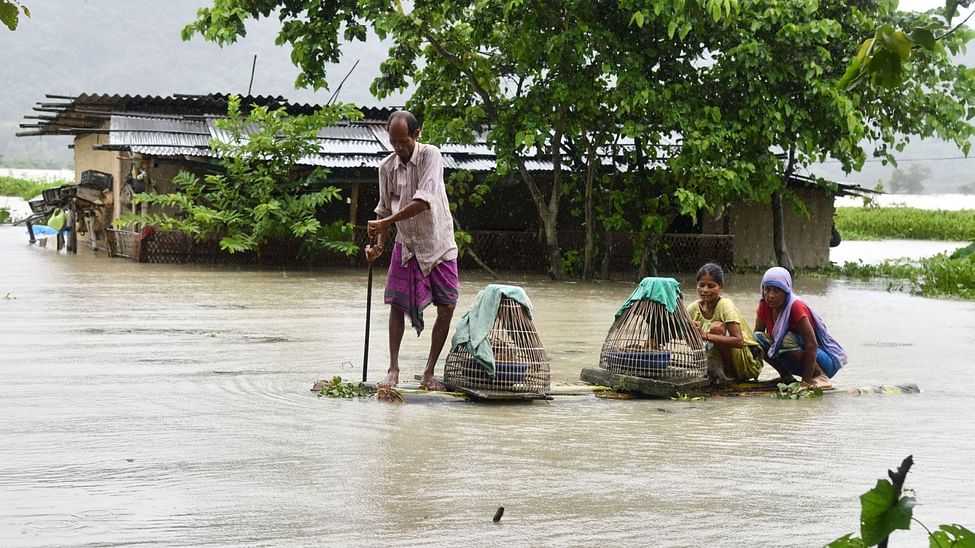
[614,277,683,320]
[450,284,536,374]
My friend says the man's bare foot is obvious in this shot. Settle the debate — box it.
[419,376,447,391]
[801,375,833,390]
[377,370,399,388]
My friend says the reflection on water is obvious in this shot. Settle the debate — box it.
[2,225,974,547]
[830,239,969,266]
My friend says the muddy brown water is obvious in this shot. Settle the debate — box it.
[2,225,974,547]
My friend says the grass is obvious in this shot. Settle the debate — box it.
[835,206,975,240]
[0,176,67,200]
[825,247,975,300]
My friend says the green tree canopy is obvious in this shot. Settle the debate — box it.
[184,0,975,276]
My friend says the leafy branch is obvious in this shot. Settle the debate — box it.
[113,95,362,261]
[828,456,975,547]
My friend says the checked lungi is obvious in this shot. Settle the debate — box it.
[385,242,459,335]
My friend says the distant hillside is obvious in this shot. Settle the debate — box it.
[2,2,973,193]
[0,1,403,168]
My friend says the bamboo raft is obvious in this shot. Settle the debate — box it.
[312,377,920,403]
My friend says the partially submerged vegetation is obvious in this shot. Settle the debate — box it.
[115,96,360,261]
[835,206,975,241]
[776,382,824,399]
[316,376,371,398]
[827,243,975,300]
[0,175,64,200]
[828,456,974,547]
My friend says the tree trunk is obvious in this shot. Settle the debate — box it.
[771,191,795,275]
[515,162,564,280]
[543,213,563,281]
[599,230,612,281]
[582,142,596,281]
[637,232,658,279]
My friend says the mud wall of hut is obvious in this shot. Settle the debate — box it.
[701,187,834,269]
[73,132,122,218]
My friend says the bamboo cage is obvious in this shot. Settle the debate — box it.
[599,299,707,380]
[444,297,551,393]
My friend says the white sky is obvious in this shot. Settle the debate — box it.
[899,0,975,14]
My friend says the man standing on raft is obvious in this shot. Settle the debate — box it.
[365,110,459,391]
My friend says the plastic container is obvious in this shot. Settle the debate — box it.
[80,170,113,191]
[461,361,528,383]
[606,350,671,372]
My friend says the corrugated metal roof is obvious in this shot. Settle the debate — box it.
[97,112,567,171]
[317,125,378,140]
[439,143,496,156]
[314,139,386,155]
[19,93,398,138]
[299,154,384,169]
[28,97,657,174]
[127,146,216,158]
[109,115,211,148]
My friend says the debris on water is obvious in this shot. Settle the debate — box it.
[493,506,504,522]
[594,391,634,400]
[315,376,371,398]
[376,386,405,403]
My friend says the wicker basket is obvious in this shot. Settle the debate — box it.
[444,296,551,393]
[599,298,707,380]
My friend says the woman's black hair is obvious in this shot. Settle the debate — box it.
[696,262,725,285]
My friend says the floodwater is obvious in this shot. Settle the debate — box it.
[829,239,970,265]
[2,224,974,547]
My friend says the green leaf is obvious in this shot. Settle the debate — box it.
[0,2,19,30]
[837,57,864,90]
[630,10,644,28]
[867,49,904,88]
[859,479,915,545]
[887,30,913,61]
[945,0,959,19]
[910,28,936,50]
[929,524,975,548]
[826,534,866,548]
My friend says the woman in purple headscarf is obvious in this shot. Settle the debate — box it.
[754,267,847,389]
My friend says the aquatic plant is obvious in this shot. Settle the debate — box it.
[828,251,975,300]
[828,456,974,547]
[835,206,975,241]
[317,376,370,399]
[775,382,823,399]
[0,176,65,200]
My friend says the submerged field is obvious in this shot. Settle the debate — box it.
[835,206,975,241]
[832,206,975,299]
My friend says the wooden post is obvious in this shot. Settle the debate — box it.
[349,182,359,225]
[86,213,98,252]
[66,203,77,253]
[26,221,36,244]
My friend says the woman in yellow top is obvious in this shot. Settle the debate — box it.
[686,263,763,384]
